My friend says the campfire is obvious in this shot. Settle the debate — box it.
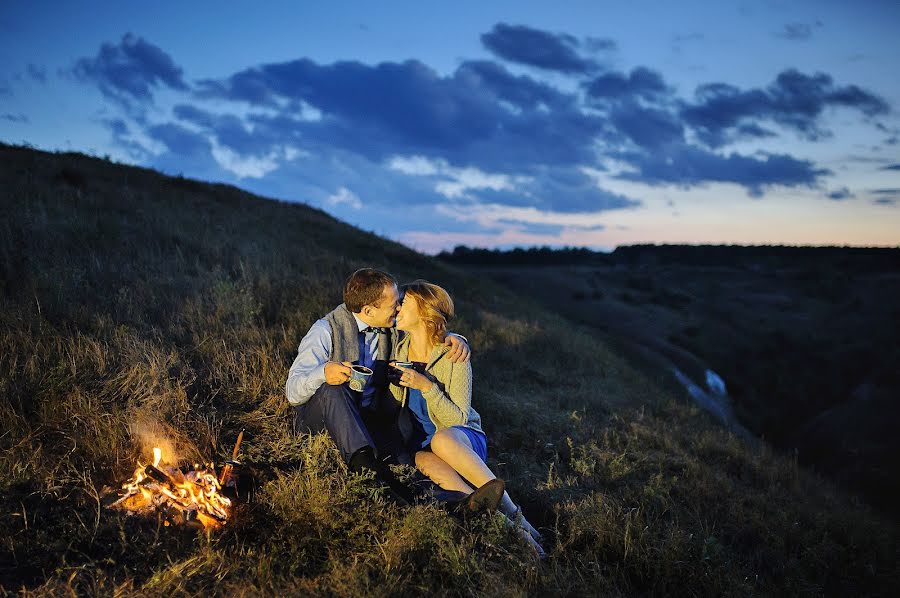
[106,432,243,530]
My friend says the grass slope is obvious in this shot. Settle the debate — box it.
[1,144,897,596]
[454,258,900,517]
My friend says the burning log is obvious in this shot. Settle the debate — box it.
[144,464,174,485]
[105,445,233,530]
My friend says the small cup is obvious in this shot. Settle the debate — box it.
[348,365,373,392]
[388,361,413,385]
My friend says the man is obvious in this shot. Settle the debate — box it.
[286,268,470,504]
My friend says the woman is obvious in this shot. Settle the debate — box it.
[390,280,544,555]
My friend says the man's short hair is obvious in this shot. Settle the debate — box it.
[343,268,397,312]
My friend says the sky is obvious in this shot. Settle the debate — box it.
[2,1,899,253]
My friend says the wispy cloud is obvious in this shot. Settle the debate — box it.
[325,187,363,210]
[26,63,47,83]
[71,33,188,107]
[2,113,29,124]
[435,202,614,229]
[480,23,597,74]
[870,188,900,206]
[826,187,854,200]
[775,22,822,42]
[681,70,889,148]
[614,147,830,196]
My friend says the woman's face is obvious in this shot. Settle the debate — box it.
[394,293,421,331]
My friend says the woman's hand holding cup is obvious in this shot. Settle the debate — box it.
[390,362,433,393]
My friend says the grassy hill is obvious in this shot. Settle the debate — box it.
[439,248,900,518]
[1,143,897,596]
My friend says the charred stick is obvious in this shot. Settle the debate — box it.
[107,490,139,507]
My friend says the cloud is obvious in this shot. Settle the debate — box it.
[776,22,819,41]
[610,102,684,150]
[77,34,876,216]
[389,156,638,213]
[681,69,890,147]
[869,189,900,206]
[101,118,150,159]
[234,144,460,215]
[1,113,29,124]
[140,121,233,183]
[508,222,567,236]
[196,58,500,150]
[615,146,831,195]
[456,60,570,110]
[210,145,281,178]
[477,167,641,212]
[879,163,900,171]
[826,187,854,200]
[480,23,595,74]
[437,200,626,230]
[26,63,47,83]
[585,67,670,103]
[195,57,606,173]
[389,155,527,199]
[325,187,363,209]
[72,33,188,106]
[871,188,900,195]
[173,104,276,157]
[585,37,617,52]
[147,122,210,155]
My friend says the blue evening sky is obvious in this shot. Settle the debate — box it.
[2,1,899,252]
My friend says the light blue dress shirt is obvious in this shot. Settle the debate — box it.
[285,314,380,407]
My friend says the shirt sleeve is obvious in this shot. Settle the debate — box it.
[285,319,332,406]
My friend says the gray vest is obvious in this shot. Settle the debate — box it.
[324,304,396,406]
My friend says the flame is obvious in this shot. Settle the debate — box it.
[108,446,232,529]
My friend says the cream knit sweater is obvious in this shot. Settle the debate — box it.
[389,333,484,435]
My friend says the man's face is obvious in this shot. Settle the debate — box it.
[362,284,400,328]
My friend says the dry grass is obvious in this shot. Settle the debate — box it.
[1,143,897,596]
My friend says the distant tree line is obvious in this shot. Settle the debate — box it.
[438,244,900,271]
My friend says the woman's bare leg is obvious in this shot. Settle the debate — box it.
[415,450,474,494]
[430,428,543,544]
[429,428,496,486]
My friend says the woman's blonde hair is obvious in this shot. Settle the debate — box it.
[401,280,455,346]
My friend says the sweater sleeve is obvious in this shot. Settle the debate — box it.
[422,359,472,427]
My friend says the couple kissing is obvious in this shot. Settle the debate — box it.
[285,268,544,555]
